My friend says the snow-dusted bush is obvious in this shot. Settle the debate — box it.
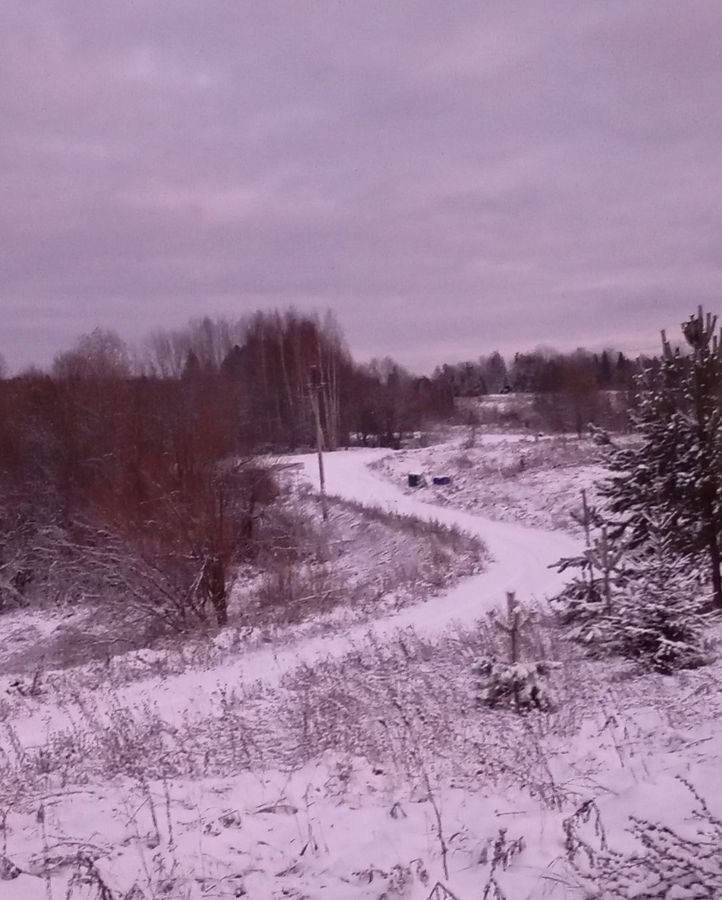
[473,592,560,711]
[472,656,557,711]
[594,559,712,674]
[554,513,713,673]
[572,780,722,900]
[552,503,629,650]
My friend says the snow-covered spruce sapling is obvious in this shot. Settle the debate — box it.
[552,505,628,648]
[472,591,558,712]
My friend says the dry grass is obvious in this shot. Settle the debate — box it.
[1,604,720,900]
[0,494,487,681]
[373,434,622,534]
[242,493,487,626]
[5,602,717,815]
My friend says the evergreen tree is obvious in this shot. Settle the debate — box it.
[181,349,201,381]
[598,350,612,388]
[220,344,245,380]
[552,520,628,649]
[614,351,633,389]
[603,541,711,674]
[602,308,722,608]
[472,592,559,711]
[553,516,711,672]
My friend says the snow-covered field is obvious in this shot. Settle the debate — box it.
[373,431,612,534]
[1,439,720,899]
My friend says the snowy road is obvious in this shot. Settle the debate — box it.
[8,447,580,743]
[298,447,580,630]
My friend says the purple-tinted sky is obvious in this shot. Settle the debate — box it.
[1,1,720,373]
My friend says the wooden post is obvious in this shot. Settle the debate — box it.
[309,368,328,522]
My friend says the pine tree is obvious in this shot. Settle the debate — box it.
[553,516,711,672]
[472,592,558,711]
[602,307,722,609]
[600,528,711,673]
[552,522,628,649]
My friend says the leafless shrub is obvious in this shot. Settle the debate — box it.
[252,561,340,623]
[563,798,608,866]
[4,622,718,831]
[277,627,578,810]
[329,496,486,558]
[65,851,116,900]
[0,619,572,804]
[252,503,330,566]
[427,882,462,900]
[241,495,485,626]
[568,779,722,900]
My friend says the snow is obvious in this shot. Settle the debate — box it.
[297,447,580,621]
[1,443,719,900]
[2,448,578,747]
[374,431,611,533]
[3,730,719,898]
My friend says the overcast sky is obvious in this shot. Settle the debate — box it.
[1,1,720,373]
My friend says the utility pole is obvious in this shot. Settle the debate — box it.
[308,365,328,521]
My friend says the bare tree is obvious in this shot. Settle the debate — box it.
[52,328,132,381]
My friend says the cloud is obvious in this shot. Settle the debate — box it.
[0,0,720,372]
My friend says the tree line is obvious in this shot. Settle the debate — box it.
[432,347,637,397]
[2,305,717,633]
[0,309,452,629]
[44,310,455,450]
